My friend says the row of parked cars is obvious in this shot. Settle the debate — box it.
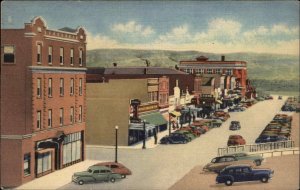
[203,153,274,186]
[160,113,227,144]
[255,114,292,143]
[281,96,300,112]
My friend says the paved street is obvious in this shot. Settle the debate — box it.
[59,96,287,190]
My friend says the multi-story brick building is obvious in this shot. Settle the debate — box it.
[179,55,247,97]
[1,17,87,187]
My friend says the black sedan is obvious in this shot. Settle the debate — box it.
[255,135,288,143]
[229,121,241,130]
[160,133,189,144]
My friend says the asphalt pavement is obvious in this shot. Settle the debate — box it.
[56,95,288,190]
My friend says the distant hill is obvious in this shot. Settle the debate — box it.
[87,49,299,93]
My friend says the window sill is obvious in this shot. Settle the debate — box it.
[60,94,64,97]
[2,62,16,65]
[37,62,42,65]
[24,173,31,177]
[48,63,52,65]
[48,96,53,98]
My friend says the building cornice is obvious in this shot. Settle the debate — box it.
[1,134,33,140]
[44,35,80,44]
[28,66,87,73]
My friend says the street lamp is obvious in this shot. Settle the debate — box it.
[115,126,118,163]
[168,113,171,135]
[142,120,146,149]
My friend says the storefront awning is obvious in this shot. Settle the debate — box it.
[140,112,168,126]
[170,111,181,117]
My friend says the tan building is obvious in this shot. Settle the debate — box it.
[86,79,149,146]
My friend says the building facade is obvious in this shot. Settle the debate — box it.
[179,55,247,97]
[1,17,87,187]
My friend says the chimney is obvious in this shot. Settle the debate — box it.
[113,62,117,67]
[221,55,225,61]
[144,68,147,75]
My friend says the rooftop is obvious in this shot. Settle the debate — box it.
[87,67,188,75]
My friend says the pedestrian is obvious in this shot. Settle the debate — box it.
[192,114,196,122]
[154,130,157,144]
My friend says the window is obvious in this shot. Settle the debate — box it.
[60,108,64,126]
[79,106,82,122]
[70,49,74,65]
[37,152,52,175]
[62,132,82,166]
[24,153,31,175]
[48,109,52,128]
[70,107,74,123]
[235,168,242,173]
[70,78,74,95]
[207,69,212,74]
[3,45,15,63]
[226,69,233,75]
[148,91,158,102]
[195,69,204,74]
[79,49,83,66]
[37,111,41,129]
[37,44,42,63]
[215,69,221,74]
[60,78,64,96]
[94,170,100,174]
[242,167,250,173]
[48,78,52,97]
[37,78,41,98]
[79,78,82,95]
[60,47,64,65]
[48,46,52,64]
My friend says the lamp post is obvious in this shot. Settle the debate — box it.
[142,120,146,149]
[115,126,118,163]
[168,114,171,135]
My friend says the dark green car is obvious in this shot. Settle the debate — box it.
[173,130,197,141]
[224,152,264,166]
[72,165,123,185]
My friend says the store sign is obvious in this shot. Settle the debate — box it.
[138,102,159,113]
[130,99,141,123]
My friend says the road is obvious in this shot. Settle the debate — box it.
[60,96,287,190]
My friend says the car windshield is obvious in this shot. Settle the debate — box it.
[211,158,217,163]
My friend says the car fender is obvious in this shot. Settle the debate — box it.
[253,173,269,180]
[77,176,96,183]
[217,174,234,183]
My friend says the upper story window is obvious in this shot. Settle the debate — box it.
[215,69,222,74]
[3,45,15,63]
[48,109,52,128]
[79,49,83,66]
[37,111,41,129]
[207,69,212,74]
[37,78,41,98]
[70,49,74,66]
[60,47,64,65]
[195,69,204,74]
[48,78,52,97]
[70,78,74,95]
[79,78,82,96]
[226,69,233,75]
[48,46,52,64]
[60,78,64,96]
[59,108,64,126]
[79,105,83,122]
[70,107,74,124]
[37,44,42,64]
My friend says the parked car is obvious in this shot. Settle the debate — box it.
[93,162,132,178]
[227,135,246,146]
[229,121,241,130]
[190,126,206,135]
[224,152,264,166]
[180,126,201,136]
[255,135,288,143]
[160,133,189,144]
[174,130,197,141]
[256,97,265,101]
[228,106,246,112]
[72,165,123,185]
[216,165,274,186]
[264,95,273,100]
[278,96,282,100]
[214,111,230,121]
[203,156,255,173]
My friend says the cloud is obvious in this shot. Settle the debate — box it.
[87,18,299,55]
[111,21,154,37]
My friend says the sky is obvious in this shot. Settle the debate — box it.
[1,1,299,55]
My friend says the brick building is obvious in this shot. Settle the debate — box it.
[1,17,87,187]
[179,55,247,97]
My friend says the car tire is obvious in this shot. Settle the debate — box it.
[78,180,84,185]
[225,179,233,186]
[121,174,126,178]
[255,160,262,166]
[110,177,116,183]
[261,176,269,183]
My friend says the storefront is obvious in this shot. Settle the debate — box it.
[128,122,156,145]
[62,132,83,168]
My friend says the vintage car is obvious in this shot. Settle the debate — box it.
[203,119,223,128]
[180,126,201,136]
[160,133,189,144]
[93,162,132,178]
[224,152,264,166]
[228,106,246,112]
[214,111,230,121]
[229,121,241,130]
[227,135,246,146]
[255,135,288,143]
[72,165,123,185]
[203,156,255,173]
[174,130,197,141]
[216,165,274,186]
